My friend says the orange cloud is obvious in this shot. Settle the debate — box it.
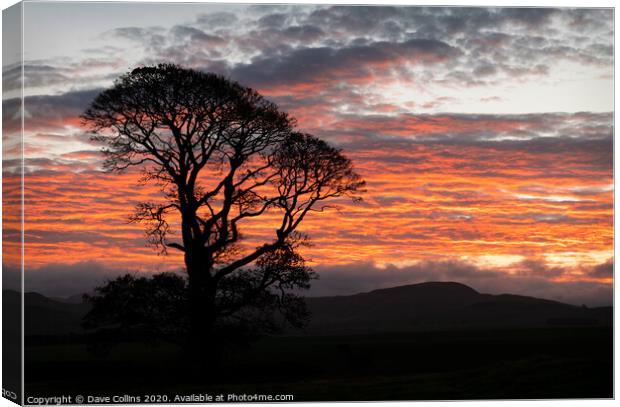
[12,122,612,290]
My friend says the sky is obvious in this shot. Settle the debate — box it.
[2,2,614,304]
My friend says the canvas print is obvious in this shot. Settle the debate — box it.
[2,1,614,404]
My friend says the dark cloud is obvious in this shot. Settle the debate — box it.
[305,8,396,42]
[3,63,72,91]
[170,25,226,45]
[306,7,559,38]
[561,8,613,31]
[257,13,290,28]
[2,88,101,133]
[230,38,461,88]
[3,59,129,96]
[80,6,612,93]
[323,111,612,146]
[25,88,101,115]
[296,7,610,85]
[104,26,167,53]
[473,63,498,77]
[587,259,613,279]
[499,7,559,27]
[106,26,164,42]
[4,262,170,298]
[195,12,239,28]
[6,257,611,307]
[513,258,565,277]
[280,25,325,42]
[2,95,22,137]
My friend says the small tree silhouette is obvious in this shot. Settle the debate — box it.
[82,64,365,351]
[82,273,189,343]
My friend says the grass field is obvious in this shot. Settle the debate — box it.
[24,326,612,401]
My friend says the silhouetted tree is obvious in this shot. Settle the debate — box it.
[82,64,364,351]
[82,273,189,342]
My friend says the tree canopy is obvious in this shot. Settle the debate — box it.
[82,64,365,344]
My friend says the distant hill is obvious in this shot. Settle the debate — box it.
[302,281,612,334]
[3,290,90,336]
[3,281,612,337]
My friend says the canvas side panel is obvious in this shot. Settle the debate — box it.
[2,2,24,405]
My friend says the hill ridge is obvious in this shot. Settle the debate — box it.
[4,281,612,336]
[313,281,481,299]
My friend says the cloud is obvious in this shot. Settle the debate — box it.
[195,12,239,28]
[15,106,612,279]
[4,256,611,307]
[499,7,559,27]
[587,259,613,279]
[310,259,613,307]
[230,38,461,89]
[32,6,609,102]
[170,25,226,46]
[3,88,102,133]
[276,25,326,43]
[105,26,166,43]
[10,5,612,304]
[319,112,612,155]
[257,12,291,28]
[4,261,176,298]
[3,63,71,92]
[3,58,128,97]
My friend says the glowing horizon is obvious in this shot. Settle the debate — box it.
[2,3,613,304]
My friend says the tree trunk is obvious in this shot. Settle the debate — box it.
[185,251,218,362]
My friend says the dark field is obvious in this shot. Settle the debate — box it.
[25,327,613,401]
